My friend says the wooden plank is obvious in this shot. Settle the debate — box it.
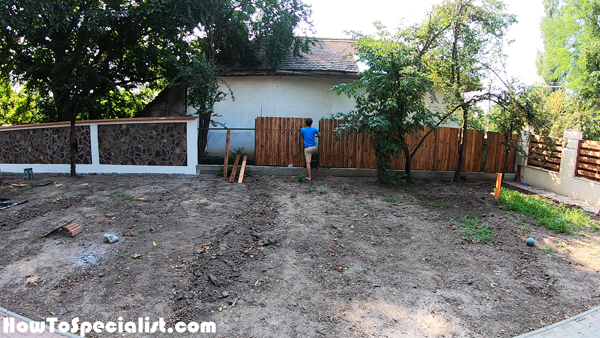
[527,160,560,172]
[495,173,502,199]
[577,161,600,172]
[237,156,248,183]
[229,155,240,183]
[223,129,231,178]
[527,155,561,164]
[579,149,600,157]
[580,140,600,151]
[577,155,600,165]
[576,168,600,182]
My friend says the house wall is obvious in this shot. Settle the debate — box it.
[520,129,600,207]
[188,75,451,157]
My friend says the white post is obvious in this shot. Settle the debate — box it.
[187,119,199,174]
[559,129,583,181]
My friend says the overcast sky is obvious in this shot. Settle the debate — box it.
[302,0,545,85]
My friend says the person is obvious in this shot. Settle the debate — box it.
[300,118,320,181]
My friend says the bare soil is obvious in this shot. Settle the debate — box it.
[1,173,600,337]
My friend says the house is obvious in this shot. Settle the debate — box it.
[139,38,449,158]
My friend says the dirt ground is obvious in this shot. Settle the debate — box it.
[1,172,600,337]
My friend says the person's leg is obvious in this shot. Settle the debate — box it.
[304,147,313,180]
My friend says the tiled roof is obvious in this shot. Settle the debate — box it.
[279,38,359,73]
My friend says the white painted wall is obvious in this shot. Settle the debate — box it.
[189,75,452,156]
[521,129,600,207]
[0,118,199,175]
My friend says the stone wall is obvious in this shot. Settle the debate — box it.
[98,123,187,166]
[0,126,91,164]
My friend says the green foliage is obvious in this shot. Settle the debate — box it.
[341,183,349,192]
[460,215,493,244]
[541,245,554,254]
[499,188,595,234]
[0,76,45,125]
[331,20,445,183]
[429,0,516,181]
[537,0,600,132]
[111,193,136,204]
[297,174,306,183]
[316,186,327,195]
[290,193,297,198]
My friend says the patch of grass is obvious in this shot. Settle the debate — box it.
[324,207,329,213]
[341,183,349,192]
[337,228,344,234]
[297,174,306,183]
[460,215,493,244]
[385,196,396,203]
[541,245,554,254]
[317,186,327,195]
[307,183,317,194]
[442,201,450,209]
[499,188,594,234]
[520,225,531,233]
[111,192,135,204]
[558,241,566,248]
[290,193,297,198]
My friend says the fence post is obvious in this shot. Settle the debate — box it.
[561,129,583,181]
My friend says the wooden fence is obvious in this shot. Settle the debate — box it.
[576,139,600,182]
[527,136,562,172]
[255,117,516,173]
[255,117,306,167]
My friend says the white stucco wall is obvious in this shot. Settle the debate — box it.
[189,75,453,157]
[521,129,600,207]
[188,75,357,157]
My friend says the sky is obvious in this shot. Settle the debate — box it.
[302,0,546,85]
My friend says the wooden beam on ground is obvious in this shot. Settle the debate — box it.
[494,173,502,199]
[237,156,248,183]
[229,155,240,183]
[223,129,231,178]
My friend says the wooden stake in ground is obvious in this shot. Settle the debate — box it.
[223,129,231,178]
[229,155,240,183]
[238,156,248,184]
[494,173,502,199]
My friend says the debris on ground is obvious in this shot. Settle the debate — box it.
[103,234,119,243]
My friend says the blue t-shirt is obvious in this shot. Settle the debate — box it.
[300,127,319,148]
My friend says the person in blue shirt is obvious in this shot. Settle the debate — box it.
[300,118,320,181]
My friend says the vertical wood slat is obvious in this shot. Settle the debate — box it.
[485,132,517,173]
[463,129,485,172]
[223,129,231,177]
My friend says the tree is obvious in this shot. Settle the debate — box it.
[489,81,547,182]
[430,0,515,182]
[0,0,313,173]
[537,0,600,101]
[332,20,448,183]
[0,76,44,125]
[0,0,194,175]
[169,0,314,157]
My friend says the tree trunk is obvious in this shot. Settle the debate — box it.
[404,147,412,182]
[197,113,211,158]
[453,108,468,182]
[501,135,510,183]
[69,109,77,177]
[376,152,385,184]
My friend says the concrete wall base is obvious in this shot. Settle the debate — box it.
[197,165,515,181]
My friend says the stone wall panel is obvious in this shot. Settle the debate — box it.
[0,126,91,164]
[98,123,187,166]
